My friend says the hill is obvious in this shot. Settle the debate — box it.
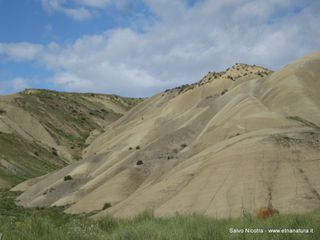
[0,89,142,186]
[14,52,320,219]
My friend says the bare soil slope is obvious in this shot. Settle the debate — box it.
[0,90,142,186]
[15,52,320,219]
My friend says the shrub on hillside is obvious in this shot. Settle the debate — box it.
[180,143,187,149]
[51,147,58,156]
[64,175,73,181]
[136,160,144,165]
[221,89,228,95]
[103,202,112,210]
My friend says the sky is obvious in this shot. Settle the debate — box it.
[0,0,319,97]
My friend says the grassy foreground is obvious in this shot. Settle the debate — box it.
[0,189,319,240]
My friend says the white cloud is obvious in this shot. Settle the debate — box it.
[72,0,110,8]
[2,0,320,96]
[41,0,62,12]
[40,0,133,20]
[41,0,94,20]
[0,43,43,61]
[62,7,92,20]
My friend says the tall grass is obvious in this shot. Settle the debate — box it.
[0,189,319,240]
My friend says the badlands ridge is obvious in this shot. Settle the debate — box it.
[14,52,320,219]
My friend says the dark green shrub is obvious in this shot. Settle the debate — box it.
[136,160,144,165]
[51,147,58,156]
[64,175,73,181]
[221,89,228,95]
[180,143,187,148]
[103,202,112,210]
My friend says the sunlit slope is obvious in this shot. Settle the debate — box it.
[0,90,142,186]
[16,52,320,219]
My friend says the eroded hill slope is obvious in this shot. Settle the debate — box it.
[15,52,320,219]
[0,90,142,186]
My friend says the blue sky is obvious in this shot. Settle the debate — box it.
[0,0,319,97]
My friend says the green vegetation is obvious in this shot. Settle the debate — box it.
[271,131,320,149]
[221,89,228,95]
[0,132,66,185]
[180,143,187,148]
[102,202,112,210]
[287,116,320,130]
[13,89,142,160]
[0,89,143,186]
[136,160,144,165]
[0,189,319,239]
[15,90,117,159]
[272,134,298,148]
[63,175,73,181]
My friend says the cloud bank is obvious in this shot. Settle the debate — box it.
[0,0,319,97]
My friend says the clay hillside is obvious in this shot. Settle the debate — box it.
[14,52,320,219]
[0,90,142,187]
